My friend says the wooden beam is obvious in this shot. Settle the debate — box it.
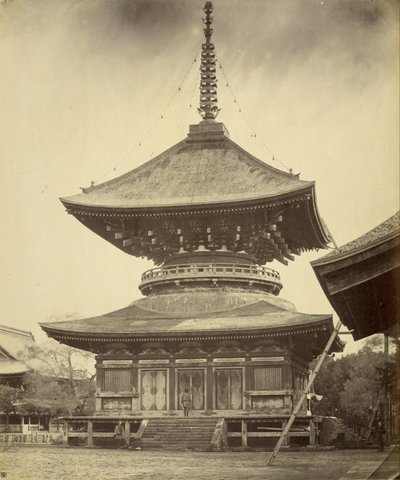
[241,420,248,448]
[87,420,93,447]
[325,251,399,295]
[267,320,342,465]
[115,232,131,240]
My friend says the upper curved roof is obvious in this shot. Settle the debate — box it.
[61,121,314,211]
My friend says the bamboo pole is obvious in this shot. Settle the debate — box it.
[267,320,342,466]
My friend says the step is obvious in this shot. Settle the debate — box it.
[141,418,217,451]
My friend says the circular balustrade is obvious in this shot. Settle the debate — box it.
[139,263,282,295]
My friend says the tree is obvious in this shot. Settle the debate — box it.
[314,334,393,434]
[19,341,96,416]
[313,354,352,416]
[0,384,21,413]
[0,384,22,430]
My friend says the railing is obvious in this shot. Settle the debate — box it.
[140,263,281,286]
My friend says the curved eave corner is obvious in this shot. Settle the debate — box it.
[307,184,331,249]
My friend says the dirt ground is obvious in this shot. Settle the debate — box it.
[0,446,389,480]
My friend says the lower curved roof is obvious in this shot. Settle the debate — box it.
[40,289,343,356]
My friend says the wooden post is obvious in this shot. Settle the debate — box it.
[63,421,69,445]
[267,320,342,465]
[281,420,288,446]
[383,333,390,445]
[132,366,139,412]
[125,420,130,447]
[169,366,175,411]
[309,420,316,445]
[244,366,252,410]
[87,420,93,447]
[206,365,213,411]
[241,420,248,448]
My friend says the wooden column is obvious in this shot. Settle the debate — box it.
[206,365,213,411]
[309,420,316,445]
[95,362,103,412]
[125,421,130,447]
[241,420,248,448]
[245,366,252,410]
[169,366,176,410]
[281,419,288,446]
[383,333,390,445]
[282,363,292,390]
[87,420,93,447]
[63,421,69,445]
[132,366,139,412]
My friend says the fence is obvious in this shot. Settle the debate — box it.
[0,431,63,445]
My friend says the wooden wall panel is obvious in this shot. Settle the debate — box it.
[253,367,282,390]
[103,369,131,392]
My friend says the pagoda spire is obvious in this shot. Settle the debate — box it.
[198,1,220,120]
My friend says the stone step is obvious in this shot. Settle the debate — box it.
[141,418,217,451]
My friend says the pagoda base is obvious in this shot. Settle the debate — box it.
[63,414,319,450]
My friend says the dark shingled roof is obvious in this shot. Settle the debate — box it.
[40,307,332,336]
[318,211,400,261]
[61,122,313,210]
[40,290,343,354]
[311,212,399,340]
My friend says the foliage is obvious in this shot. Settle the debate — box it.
[0,384,22,414]
[19,341,96,416]
[314,335,396,430]
[21,372,77,415]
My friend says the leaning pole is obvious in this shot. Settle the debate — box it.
[267,319,343,466]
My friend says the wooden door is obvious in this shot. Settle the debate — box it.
[177,369,205,410]
[140,370,167,411]
[215,369,242,410]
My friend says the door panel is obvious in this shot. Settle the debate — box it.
[177,369,205,410]
[140,370,167,411]
[215,369,242,410]
[230,369,243,409]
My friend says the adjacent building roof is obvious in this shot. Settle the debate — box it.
[0,359,31,376]
[312,212,400,340]
[0,324,36,379]
[318,211,400,261]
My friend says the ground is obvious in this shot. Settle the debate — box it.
[0,446,391,480]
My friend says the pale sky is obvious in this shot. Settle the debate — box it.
[0,0,398,356]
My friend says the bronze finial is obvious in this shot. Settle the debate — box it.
[198,1,220,120]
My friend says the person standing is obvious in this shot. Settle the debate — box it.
[114,420,127,448]
[375,413,385,452]
[180,388,192,417]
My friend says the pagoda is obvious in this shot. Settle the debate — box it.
[41,2,343,450]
